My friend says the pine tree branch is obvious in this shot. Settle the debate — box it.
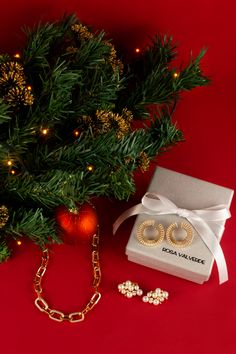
[5,208,60,246]
[36,59,81,122]
[117,39,208,118]
[0,15,208,255]
[0,240,11,262]
[173,49,209,91]
[0,99,12,125]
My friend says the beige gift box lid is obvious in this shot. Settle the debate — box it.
[126,167,234,284]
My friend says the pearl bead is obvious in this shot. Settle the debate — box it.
[147,292,152,297]
[128,286,134,291]
[137,289,143,296]
[121,289,126,295]
[163,291,169,299]
[152,292,157,299]
[142,296,149,303]
[153,299,159,305]
[148,298,153,304]
[159,297,164,302]
[155,288,161,294]
[125,280,131,287]
[126,292,133,298]
[134,285,139,291]
[132,291,137,296]
[118,284,124,291]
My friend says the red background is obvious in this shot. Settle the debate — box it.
[0,1,236,353]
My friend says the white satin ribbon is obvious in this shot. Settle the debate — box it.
[113,193,231,284]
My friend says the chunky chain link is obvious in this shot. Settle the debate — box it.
[34,230,101,323]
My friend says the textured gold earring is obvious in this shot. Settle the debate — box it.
[136,219,165,247]
[142,288,169,305]
[166,222,193,248]
[118,280,143,298]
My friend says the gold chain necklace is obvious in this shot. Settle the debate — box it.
[33,229,101,323]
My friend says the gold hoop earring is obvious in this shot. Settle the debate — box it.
[166,222,193,248]
[136,220,165,247]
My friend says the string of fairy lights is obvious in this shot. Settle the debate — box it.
[0,44,180,250]
[1,45,180,162]
[1,47,180,175]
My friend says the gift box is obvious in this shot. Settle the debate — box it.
[124,167,234,284]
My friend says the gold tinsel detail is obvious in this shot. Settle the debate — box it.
[82,115,93,126]
[70,25,123,73]
[71,24,94,40]
[122,108,133,122]
[104,41,124,74]
[0,62,25,88]
[1,61,24,74]
[0,205,9,228]
[124,156,133,165]
[138,152,150,172]
[4,86,34,106]
[0,61,34,106]
[66,46,78,54]
[94,109,133,139]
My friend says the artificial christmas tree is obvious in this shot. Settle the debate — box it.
[0,14,208,261]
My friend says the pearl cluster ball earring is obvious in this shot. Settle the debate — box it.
[118,280,143,298]
[142,288,169,305]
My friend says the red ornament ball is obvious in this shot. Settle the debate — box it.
[55,203,98,243]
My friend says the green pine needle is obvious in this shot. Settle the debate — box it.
[0,241,11,262]
[0,14,208,256]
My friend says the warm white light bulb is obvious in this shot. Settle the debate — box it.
[41,128,49,135]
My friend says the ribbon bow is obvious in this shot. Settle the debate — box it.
[113,193,231,284]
